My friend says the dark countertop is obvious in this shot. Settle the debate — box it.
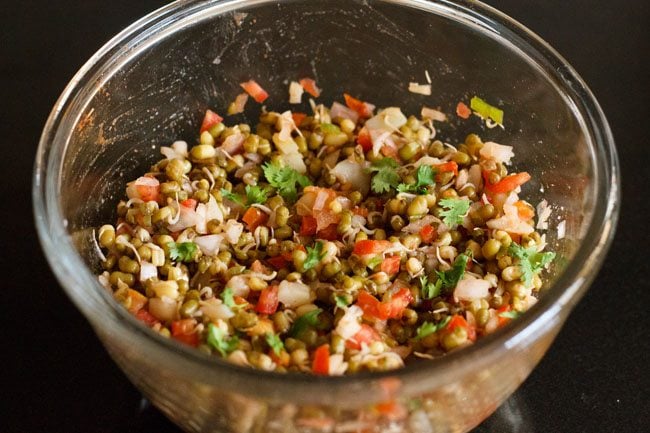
[2,1,648,432]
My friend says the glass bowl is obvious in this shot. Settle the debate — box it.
[33,0,619,432]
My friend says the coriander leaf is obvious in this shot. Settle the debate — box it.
[435,250,472,292]
[304,241,325,271]
[206,323,239,357]
[289,308,323,337]
[439,197,470,227]
[245,184,271,205]
[262,162,311,202]
[369,158,400,194]
[396,183,417,194]
[397,166,436,194]
[419,275,441,300]
[508,243,556,287]
[265,333,284,356]
[414,316,451,340]
[220,287,235,308]
[167,241,198,262]
[499,310,521,319]
[470,96,504,125]
[221,188,244,205]
[414,322,437,340]
[334,295,349,309]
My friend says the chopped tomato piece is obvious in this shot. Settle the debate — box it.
[419,224,437,244]
[353,239,391,255]
[135,308,159,327]
[240,79,269,103]
[299,78,321,98]
[312,344,330,375]
[346,324,381,350]
[126,289,147,314]
[356,126,372,152]
[134,177,160,202]
[242,207,268,231]
[250,259,269,274]
[199,109,223,133]
[484,172,531,194]
[497,305,512,328]
[180,198,197,210]
[380,144,399,159]
[356,288,413,320]
[256,285,279,314]
[444,314,477,341]
[514,200,535,221]
[292,112,307,126]
[356,290,382,318]
[266,256,287,270]
[380,255,401,276]
[507,232,522,245]
[300,215,318,236]
[171,319,199,347]
[344,93,374,118]
[317,223,339,241]
[376,288,413,320]
[456,101,471,119]
[434,161,459,182]
[351,206,369,218]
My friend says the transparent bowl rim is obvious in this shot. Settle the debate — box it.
[33,0,619,399]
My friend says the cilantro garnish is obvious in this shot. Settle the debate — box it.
[435,250,472,292]
[262,162,311,202]
[265,333,284,356]
[419,274,442,300]
[414,316,451,340]
[221,185,270,207]
[470,96,504,125]
[397,165,435,194]
[221,188,245,205]
[369,158,400,194]
[206,323,239,357]
[167,241,198,262]
[304,241,325,270]
[289,308,323,337]
[334,294,349,309]
[508,243,556,287]
[245,184,271,205]
[220,287,235,308]
[439,197,470,227]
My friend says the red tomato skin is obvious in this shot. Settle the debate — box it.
[353,239,391,255]
[171,319,199,347]
[300,216,318,236]
[345,324,381,350]
[200,109,223,133]
[312,344,330,375]
[380,256,401,275]
[256,285,279,314]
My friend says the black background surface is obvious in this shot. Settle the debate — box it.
[2,1,649,432]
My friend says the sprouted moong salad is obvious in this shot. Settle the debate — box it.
[95,78,555,375]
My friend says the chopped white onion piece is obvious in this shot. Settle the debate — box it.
[408,82,432,95]
[288,81,304,104]
[278,280,314,308]
[479,141,514,165]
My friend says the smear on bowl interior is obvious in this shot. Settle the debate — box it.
[95,78,555,375]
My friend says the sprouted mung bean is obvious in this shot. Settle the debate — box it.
[96,80,555,375]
